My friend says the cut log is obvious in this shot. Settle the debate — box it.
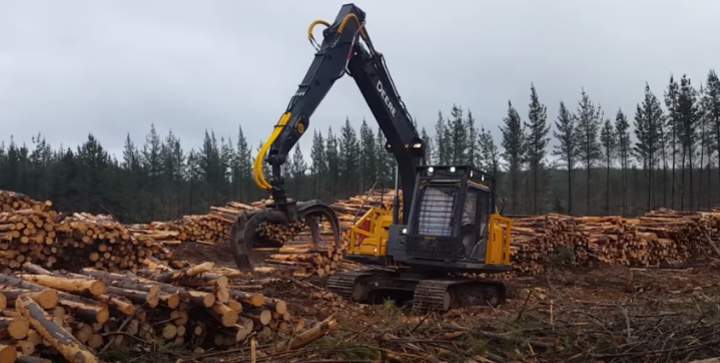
[210,303,239,327]
[276,316,338,351]
[96,294,135,316]
[0,344,17,363]
[105,286,158,308]
[56,295,109,325]
[265,298,287,315]
[244,309,272,326]
[187,290,216,308]
[0,287,59,309]
[228,289,264,307]
[15,295,99,363]
[162,323,177,339]
[0,316,30,339]
[18,274,106,297]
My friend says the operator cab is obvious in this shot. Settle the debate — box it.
[391,166,511,273]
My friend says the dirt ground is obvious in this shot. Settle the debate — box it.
[114,242,720,363]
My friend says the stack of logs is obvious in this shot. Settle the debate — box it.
[511,209,720,274]
[255,191,399,277]
[0,261,335,363]
[140,196,372,277]
[136,201,269,247]
[0,191,171,272]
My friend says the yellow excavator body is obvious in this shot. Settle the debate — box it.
[347,207,393,257]
[349,208,513,267]
[486,214,512,265]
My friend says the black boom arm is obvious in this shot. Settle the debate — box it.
[253,4,424,222]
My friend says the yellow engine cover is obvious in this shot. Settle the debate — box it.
[347,208,512,267]
[486,213,512,265]
[347,207,393,257]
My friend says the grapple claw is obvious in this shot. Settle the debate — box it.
[228,200,341,270]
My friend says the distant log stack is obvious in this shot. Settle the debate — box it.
[0,191,42,213]
[0,191,170,272]
[0,261,316,362]
[510,209,720,274]
[138,201,262,247]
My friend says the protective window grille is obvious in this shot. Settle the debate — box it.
[417,187,456,237]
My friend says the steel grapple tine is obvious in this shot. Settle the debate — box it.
[228,200,341,270]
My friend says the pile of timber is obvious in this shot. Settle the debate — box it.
[259,190,398,278]
[0,261,332,363]
[0,191,170,272]
[511,209,720,274]
[138,201,264,247]
[139,195,387,277]
[0,192,48,213]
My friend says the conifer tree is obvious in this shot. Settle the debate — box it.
[553,102,577,214]
[500,101,525,214]
[142,124,162,179]
[525,84,550,214]
[575,90,602,214]
[219,136,234,198]
[122,134,141,171]
[233,126,252,200]
[478,127,499,178]
[289,146,306,195]
[161,130,184,183]
[614,109,631,215]
[310,130,327,195]
[434,112,448,164]
[664,76,680,208]
[448,105,468,164]
[420,127,433,165]
[375,128,393,187]
[339,118,360,195]
[600,118,616,214]
[160,130,184,217]
[706,70,720,205]
[76,134,111,213]
[466,111,477,166]
[697,86,714,209]
[359,120,377,191]
[325,127,340,197]
[677,75,698,209]
[634,84,663,210]
[142,125,163,216]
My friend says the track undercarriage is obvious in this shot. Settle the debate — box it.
[327,269,506,312]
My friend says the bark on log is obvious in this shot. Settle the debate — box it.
[15,295,98,363]
[0,316,30,339]
[18,275,106,297]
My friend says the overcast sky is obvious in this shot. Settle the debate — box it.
[1,1,719,156]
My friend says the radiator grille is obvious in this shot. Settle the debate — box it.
[417,187,456,237]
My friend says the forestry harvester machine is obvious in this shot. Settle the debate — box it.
[229,4,513,311]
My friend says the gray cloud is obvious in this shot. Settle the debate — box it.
[1,0,718,156]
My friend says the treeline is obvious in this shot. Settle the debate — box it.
[491,71,720,216]
[1,70,719,221]
[0,120,398,223]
